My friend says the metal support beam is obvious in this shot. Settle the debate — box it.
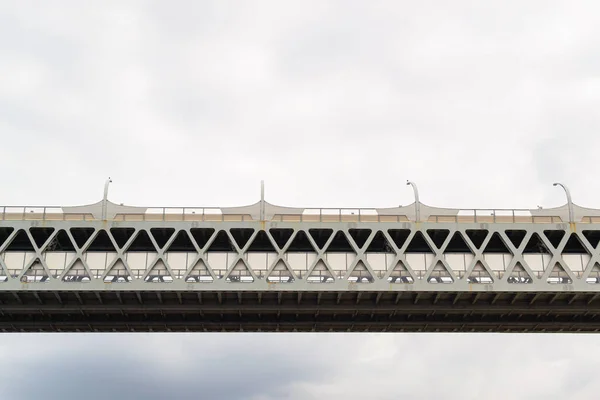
[453,293,462,305]
[491,293,501,305]
[11,292,22,304]
[511,293,520,305]
[1,300,599,312]
[414,293,421,305]
[569,294,579,305]
[529,293,541,306]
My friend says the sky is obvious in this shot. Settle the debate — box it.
[1,0,600,398]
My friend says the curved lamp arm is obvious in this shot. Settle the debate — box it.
[406,180,420,223]
[102,177,112,220]
[553,182,574,223]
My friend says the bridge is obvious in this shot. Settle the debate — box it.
[2,182,600,332]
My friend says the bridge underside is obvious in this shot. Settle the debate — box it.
[1,290,600,332]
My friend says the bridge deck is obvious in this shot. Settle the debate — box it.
[2,290,600,332]
[3,197,600,332]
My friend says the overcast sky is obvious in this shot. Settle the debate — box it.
[2,1,600,399]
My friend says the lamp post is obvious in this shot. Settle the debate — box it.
[406,180,420,223]
[553,182,574,223]
[102,177,112,220]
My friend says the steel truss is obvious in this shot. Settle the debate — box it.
[0,221,599,290]
[1,219,600,332]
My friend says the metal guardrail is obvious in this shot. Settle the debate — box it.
[430,209,565,224]
[0,205,592,223]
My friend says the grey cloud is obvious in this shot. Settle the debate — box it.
[2,1,599,208]
[5,354,298,400]
[2,334,600,400]
[0,333,361,400]
[2,2,600,398]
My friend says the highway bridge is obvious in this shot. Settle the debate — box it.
[2,183,600,332]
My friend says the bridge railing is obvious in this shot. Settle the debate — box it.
[429,209,564,224]
[115,207,248,222]
[272,208,410,223]
[1,206,597,223]
[0,207,94,221]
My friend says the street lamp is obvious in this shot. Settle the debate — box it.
[406,180,420,223]
[102,177,112,220]
[553,182,574,223]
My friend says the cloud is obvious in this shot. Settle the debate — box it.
[1,1,599,208]
[1,333,600,399]
[2,1,600,399]
[0,334,363,399]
